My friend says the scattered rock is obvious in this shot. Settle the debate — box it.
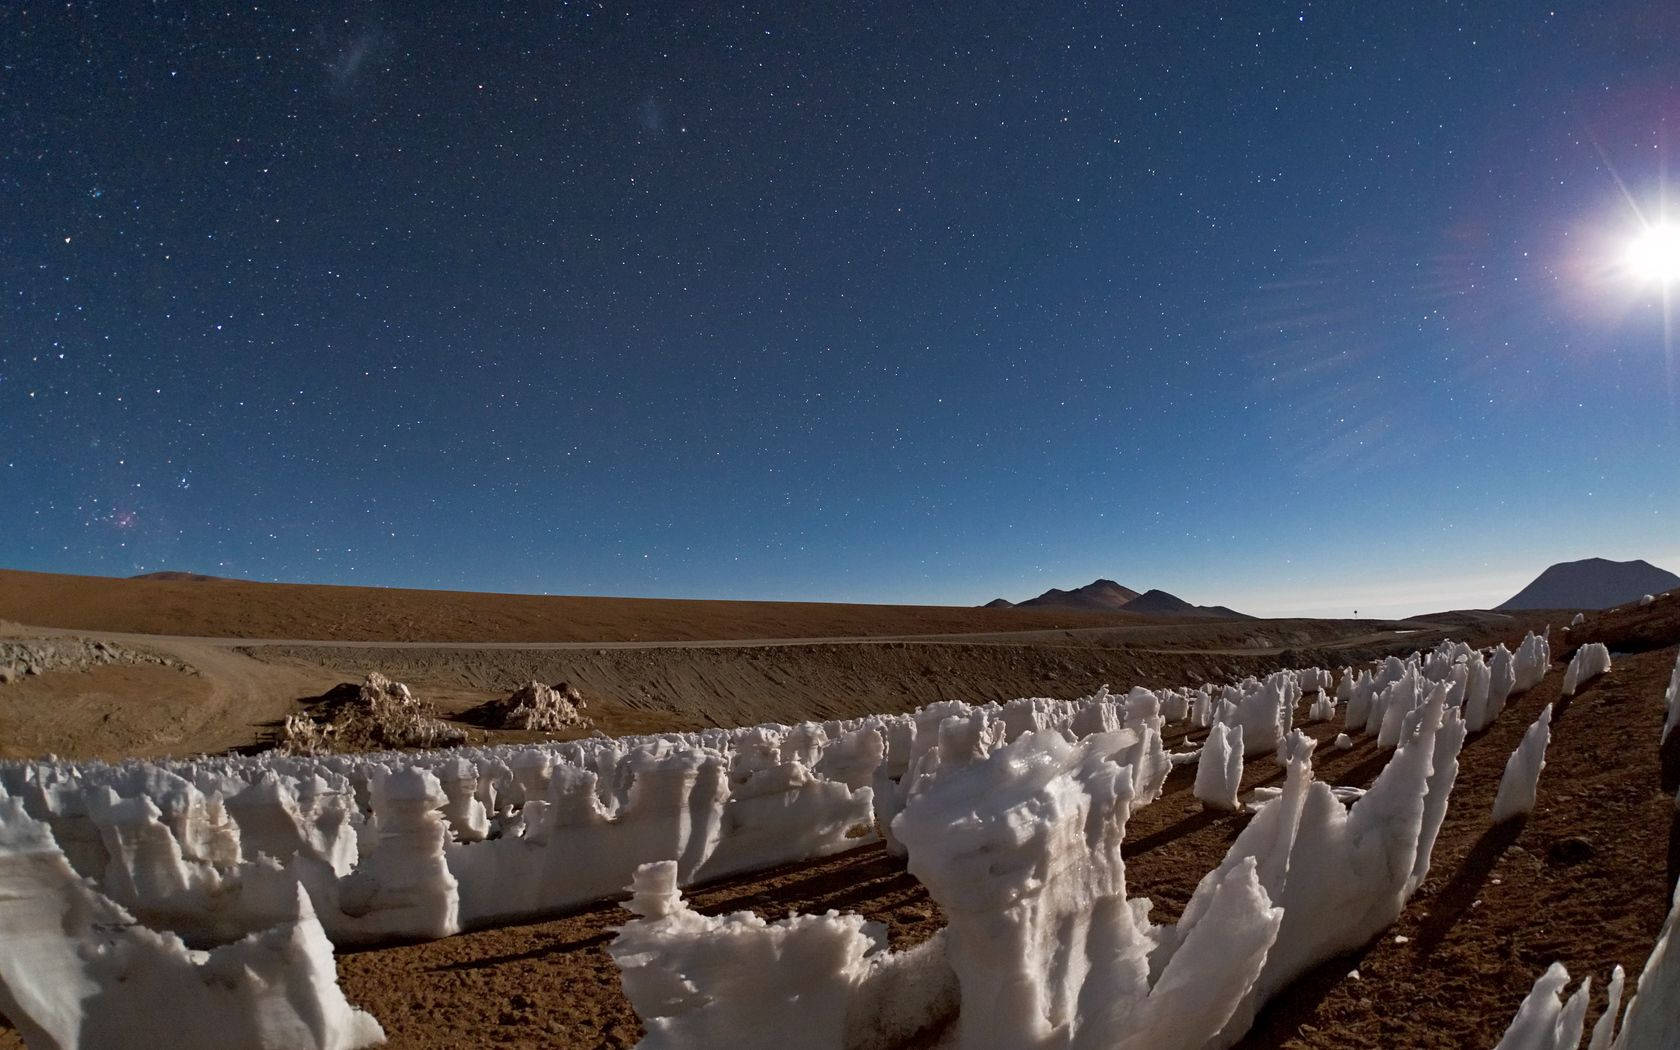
[1545,835,1596,867]
[280,672,467,754]
[468,681,591,732]
[0,638,195,683]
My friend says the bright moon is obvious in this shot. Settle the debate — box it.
[1625,223,1680,284]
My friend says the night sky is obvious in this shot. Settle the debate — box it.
[4,2,1679,617]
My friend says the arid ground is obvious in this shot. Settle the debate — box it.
[1,570,1674,1049]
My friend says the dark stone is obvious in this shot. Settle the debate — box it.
[1545,835,1596,867]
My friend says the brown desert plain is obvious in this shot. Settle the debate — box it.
[1,568,1676,1049]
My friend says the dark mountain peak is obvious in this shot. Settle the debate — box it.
[982,597,1016,609]
[1496,557,1680,611]
[1123,588,1253,620]
[1006,577,1251,618]
[1018,579,1140,610]
[1122,588,1196,613]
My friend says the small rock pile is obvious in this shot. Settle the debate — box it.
[471,680,591,732]
[280,672,467,754]
[0,638,194,684]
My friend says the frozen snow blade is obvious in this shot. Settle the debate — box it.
[1492,963,1596,1050]
[1192,685,1466,1046]
[1513,632,1552,696]
[1661,650,1679,747]
[1561,643,1611,698]
[1193,722,1243,811]
[1492,705,1553,824]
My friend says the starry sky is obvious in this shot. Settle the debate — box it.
[4,2,1679,618]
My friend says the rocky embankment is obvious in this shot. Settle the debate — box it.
[0,638,195,684]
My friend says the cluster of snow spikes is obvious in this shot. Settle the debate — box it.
[1339,640,1529,746]
[0,794,384,1050]
[1496,870,1680,1050]
[893,727,1281,1050]
[610,860,959,1050]
[1185,688,1465,1045]
[1561,643,1612,698]
[609,685,1470,1050]
[1491,705,1553,825]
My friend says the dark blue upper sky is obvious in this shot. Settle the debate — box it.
[4,1,1678,616]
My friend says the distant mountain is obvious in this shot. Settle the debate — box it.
[130,571,230,582]
[1018,579,1141,611]
[1124,588,1253,620]
[991,579,1250,619]
[983,597,1016,609]
[1119,588,1196,614]
[1496,558,1680,611]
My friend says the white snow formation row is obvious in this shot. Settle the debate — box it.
[1189,633,1554,818]
[0,668,1349,952]
[0,660,1347,1048]
[1338,632,1550,743]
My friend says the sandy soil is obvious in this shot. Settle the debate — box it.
[0,574,1458,762]
[0,569,1163,643]
[0,630,1449,761]
[254,630,1440,745]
